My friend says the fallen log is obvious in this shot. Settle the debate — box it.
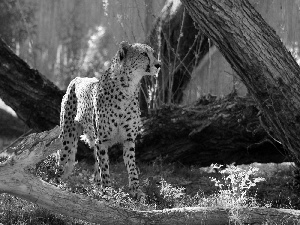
[0,127,299,224]
[136,93,289,166]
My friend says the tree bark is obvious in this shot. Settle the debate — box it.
[180,0,300,161]
[0,39,64,131]
[0,127,299,224]
[136,94,288,166]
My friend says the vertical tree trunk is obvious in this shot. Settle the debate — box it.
[180,0,300,161]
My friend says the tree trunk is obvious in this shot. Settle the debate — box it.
[0,39,64,131]
[0,127,299,224]
[180,0,300,161]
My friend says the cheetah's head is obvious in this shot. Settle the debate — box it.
[116,41,160,80]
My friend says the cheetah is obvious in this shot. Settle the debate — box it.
[57,41,160,198]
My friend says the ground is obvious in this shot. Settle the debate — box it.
[0,159,299,224]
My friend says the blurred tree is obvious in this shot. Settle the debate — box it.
[0,0,35,48]
[157,0,209,105]
[145,0,211,110]
[0,0,36,65]
[81,26,112,79]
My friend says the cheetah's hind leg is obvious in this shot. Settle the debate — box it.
[93,140,111,190]
[57,121,83,180]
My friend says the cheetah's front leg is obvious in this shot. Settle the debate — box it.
[94,140,111,189]
[123,141,143,199]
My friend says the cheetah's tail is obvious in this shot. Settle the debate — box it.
[59,78,79,136]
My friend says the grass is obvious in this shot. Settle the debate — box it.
[0,157,299,224]
[0,194,75,225]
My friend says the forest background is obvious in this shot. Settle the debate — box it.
[3,0,300,108]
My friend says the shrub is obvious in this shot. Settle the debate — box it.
[210,164,265,223]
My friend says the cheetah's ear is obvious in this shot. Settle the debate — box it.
[119,41,130,61]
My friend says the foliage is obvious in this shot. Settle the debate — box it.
[252,162,300,209]
[159,178,185,206]
[81,26,111,79]
[209,164,266,224]
[0,193,70,225]
[35,155,153,212]
[35,157,267,212]
[210,164,265,208]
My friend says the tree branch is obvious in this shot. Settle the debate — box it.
[0,38,64,131]
[0,127,299,224]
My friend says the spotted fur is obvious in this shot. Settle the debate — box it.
[57,41,160,198]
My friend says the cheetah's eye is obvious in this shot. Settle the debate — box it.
[141,52,148,57]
